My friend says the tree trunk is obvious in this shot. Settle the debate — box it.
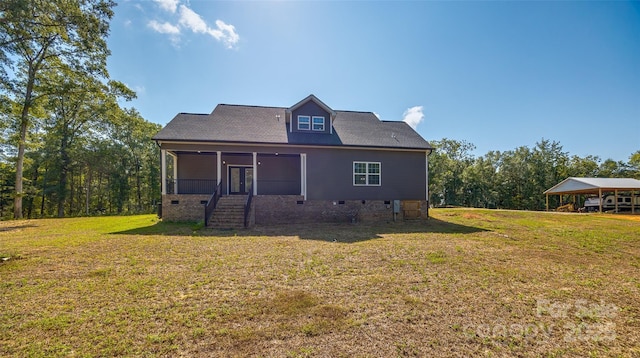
[26,162,39,218]
[135,160,142,212]
[57,128,71,217]
[14,74,35,219]
[40,167,47,217]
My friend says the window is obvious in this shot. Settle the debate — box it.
[298,115,310,130]
[353,162,381,186]
[312,116,325,131]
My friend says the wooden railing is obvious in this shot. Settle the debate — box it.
[204,182,222,227]
[166,179,217,194]
[244,191,253,228]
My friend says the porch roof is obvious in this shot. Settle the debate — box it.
[153,104,432,151]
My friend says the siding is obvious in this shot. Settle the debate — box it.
[177,153,217,180]
[305,148,426,200]
[257,154,301,195]
[164,143,427,201]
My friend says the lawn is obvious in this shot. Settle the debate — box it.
[1,209,639,357]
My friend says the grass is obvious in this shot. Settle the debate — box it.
[0,209,639,357]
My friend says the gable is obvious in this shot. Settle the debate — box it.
[291,100,332,134]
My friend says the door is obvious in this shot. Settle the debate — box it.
[229,166,253,195]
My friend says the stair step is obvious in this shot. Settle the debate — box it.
[207,195,251,228]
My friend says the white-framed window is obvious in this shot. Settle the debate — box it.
[353,161,381,186]
[298,115,310,130]
[312,116,325,131]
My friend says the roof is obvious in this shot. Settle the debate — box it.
[544,177,640,195]
[153,100,432,150]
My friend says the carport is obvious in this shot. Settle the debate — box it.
[544,177,640,213]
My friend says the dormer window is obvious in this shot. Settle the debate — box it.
[297,116,310,130]
[312,116,325,131]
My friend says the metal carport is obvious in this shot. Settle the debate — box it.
[544,177,640,213]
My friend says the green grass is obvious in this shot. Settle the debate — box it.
[1,209,639,357]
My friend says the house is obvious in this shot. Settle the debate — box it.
[152,95,433,227]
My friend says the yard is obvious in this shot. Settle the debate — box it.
[1,209,639,357]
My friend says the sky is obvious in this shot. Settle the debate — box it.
[107,0,640,162]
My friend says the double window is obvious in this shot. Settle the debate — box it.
[297,115,325,131]
[353,162,381,186]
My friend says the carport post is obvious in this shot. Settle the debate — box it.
[546,194,549,211]
[598,188,602,213]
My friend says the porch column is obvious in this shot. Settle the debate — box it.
[161,149,167,195]
[425,152,429,202]
[173,154,178,194]
[300,153,307,200]
[252,152,257,195]
[615,189,618,213]
[217,151,222,186]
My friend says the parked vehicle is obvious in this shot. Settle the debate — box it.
[584,194,640,212]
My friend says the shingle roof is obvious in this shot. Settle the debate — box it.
[153,103,432,150]
[544,177,640,194]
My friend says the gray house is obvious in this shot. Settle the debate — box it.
[153,95,433,227]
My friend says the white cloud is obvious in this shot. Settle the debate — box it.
[148,2,240,49]
[178,7,239,48]
[209,20,240,49]
[148,20,180,35]
[154,0,179,13]
[178,5,209,33]
[402,106,424,130]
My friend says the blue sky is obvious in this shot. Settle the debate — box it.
[107,0,640,162]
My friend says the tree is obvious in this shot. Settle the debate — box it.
[40,62,134,217]
[462,152,500,208]
[428,138,475,206]
[0,0,115,218]
[629,151,640,179]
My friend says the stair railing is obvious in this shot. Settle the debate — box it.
[204,182,222,226]
[244,191,253,228]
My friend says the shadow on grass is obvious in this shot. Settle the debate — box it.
[112,217,488,243]
[0,224,38,232]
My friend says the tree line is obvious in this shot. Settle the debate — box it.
[428,138,640,211]
[1,0,161,219]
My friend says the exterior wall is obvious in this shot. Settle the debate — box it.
[291,101,331,134]
[162,194,210,221]
[257,154,300,195]
[162,143,428,201]
[306,148,426,200]
[177,152,217,180]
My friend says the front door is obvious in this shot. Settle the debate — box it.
[229,166,253,195]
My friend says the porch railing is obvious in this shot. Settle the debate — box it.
[166,179,217,194]
[256,179,300,195]
[204,182,222,227]
[244,190,253,228]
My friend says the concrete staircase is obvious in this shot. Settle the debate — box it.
[208,195,248,229]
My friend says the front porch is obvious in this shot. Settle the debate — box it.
[161,150,307,198]
[159,149,307,226]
